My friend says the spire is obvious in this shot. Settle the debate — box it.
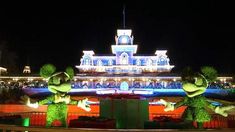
[123,4,126,29]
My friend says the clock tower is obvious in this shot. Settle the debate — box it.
[112,29,137,65]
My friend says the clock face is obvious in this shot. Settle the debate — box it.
[118,35,131,44]
[121,37,128,43]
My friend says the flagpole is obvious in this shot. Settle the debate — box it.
[123,5,126,29]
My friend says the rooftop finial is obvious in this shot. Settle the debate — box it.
[123,4,126,29]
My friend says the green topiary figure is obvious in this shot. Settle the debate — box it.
[160,66,235,129]
[23,64,90,127]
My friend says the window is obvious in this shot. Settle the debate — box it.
[108,59,113,66]
[120,52,129,65]
[97,60,103,66]
[147,59,152,66]
[136,59,141,66]
[158,56,167,65]
[120,81,129,91]
[85,58,90,65]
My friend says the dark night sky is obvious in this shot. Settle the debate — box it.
[0,1,235,74]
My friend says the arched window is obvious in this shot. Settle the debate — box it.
[82,55,92,66]
[157,56,168,65]
[108,59,113,66]
[84,57,91,65]
[136,59,141,66]
[97,60,103,66]
[120,52,129,65]
[147,59,152,66]
[120,81,129,91]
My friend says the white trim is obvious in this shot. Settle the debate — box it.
[111,45,138,54]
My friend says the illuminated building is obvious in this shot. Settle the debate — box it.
[0,29,233,96]
[0,67,7,75]
[73,29,173,94]
[23,66,31,74]
[77,29,174,74]
[72,29,233,95]
[74,29,176,94]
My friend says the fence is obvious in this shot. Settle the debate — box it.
[1,104,235,129]
[1,111,235,129]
